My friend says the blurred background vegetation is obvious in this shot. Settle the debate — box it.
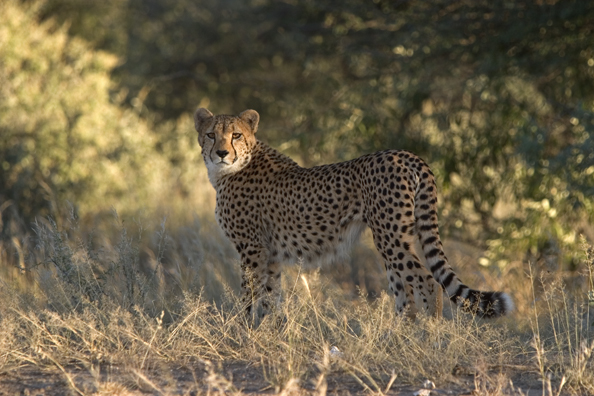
[1,0,593,309]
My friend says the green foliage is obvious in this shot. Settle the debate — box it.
[4,0,594,267]
[1,1,122,221]
[0,0,205,232]
[38,0,128,54]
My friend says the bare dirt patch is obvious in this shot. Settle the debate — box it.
[0,361,555,396]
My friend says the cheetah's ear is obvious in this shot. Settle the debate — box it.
[239,109,259,134]
[194,108,214,133]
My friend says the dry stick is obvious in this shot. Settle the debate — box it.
[336,356,384,395]
[342,366,376,394]
[140,310,164,370]
[167,301,205,342]
[528,263,547,396]
[8,350,39,366]
[132,369,165,395]
[383,371,398,394]
[300,275,324,343]
[43,352,85,396]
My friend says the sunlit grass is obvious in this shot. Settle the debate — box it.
[0,204,592,395]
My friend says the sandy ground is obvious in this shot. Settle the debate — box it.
[0,361,555,396]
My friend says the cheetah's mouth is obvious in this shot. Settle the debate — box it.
[214,157,238,166]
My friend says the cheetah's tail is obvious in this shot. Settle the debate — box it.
[413,166,514,318]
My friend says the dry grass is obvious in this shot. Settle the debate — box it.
[0,207,593,395]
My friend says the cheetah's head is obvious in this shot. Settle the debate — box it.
[194,108,259,181]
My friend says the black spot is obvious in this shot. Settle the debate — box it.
[451,285,467,301]
[430,260,446,273]
[424,236,437,245]
[420,224,438,231]
[426,248,440,258]
[442,272,456,288]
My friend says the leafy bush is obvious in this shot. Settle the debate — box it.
[0,1,208,233]
[41,0,594,265]
[4,0,593,269]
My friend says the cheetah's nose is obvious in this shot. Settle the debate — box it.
[216,150,229,159]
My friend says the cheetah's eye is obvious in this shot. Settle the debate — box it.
[206,132,215,139]
[232,133,242,140]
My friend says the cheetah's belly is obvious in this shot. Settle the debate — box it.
[265,206,367,268]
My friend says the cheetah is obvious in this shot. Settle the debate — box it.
[194,108,513,320]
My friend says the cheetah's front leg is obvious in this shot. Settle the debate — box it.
[261,261,282,316]
[239,244,280,320]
